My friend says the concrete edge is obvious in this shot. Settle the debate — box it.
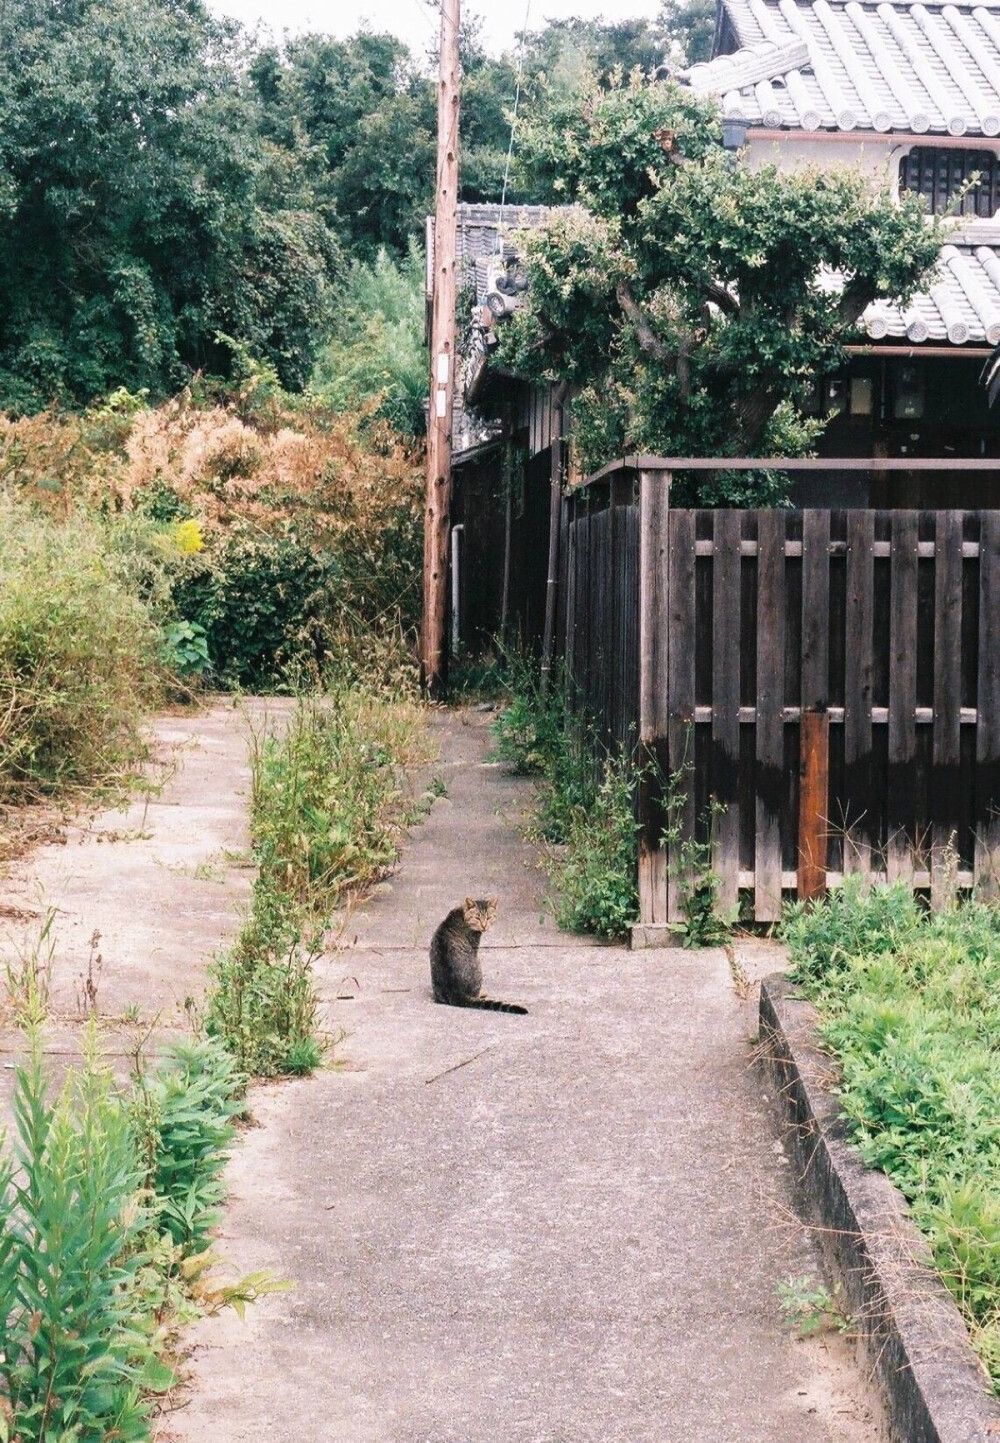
[758,973,1000,1443]
[629,923,687,950]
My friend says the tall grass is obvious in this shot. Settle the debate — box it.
[0,499,163,800]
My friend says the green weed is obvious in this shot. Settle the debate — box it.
[780,883,1000,1389]
[206,685,429,1076]
[777,1275,850,1337]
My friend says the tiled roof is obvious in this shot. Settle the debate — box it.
[863,242,1000,339]
[425,204,552,300]
[682,0,1000,135]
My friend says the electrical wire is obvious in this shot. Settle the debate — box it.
[496,0,532,251]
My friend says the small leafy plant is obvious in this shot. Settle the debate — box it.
[777,1275,850,1337]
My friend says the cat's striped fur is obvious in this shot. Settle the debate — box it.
[429,897,527,1014]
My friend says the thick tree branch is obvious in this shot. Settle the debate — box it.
[704,281,740,316]
[616,280,672,361]
[838,279,876,326]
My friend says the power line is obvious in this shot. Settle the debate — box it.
[497,0,532,247]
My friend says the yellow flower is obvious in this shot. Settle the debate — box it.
[173,518,205,554]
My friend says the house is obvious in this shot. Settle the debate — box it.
[434,0,1000,650]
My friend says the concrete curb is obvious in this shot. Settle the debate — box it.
[759,973,1000,1443]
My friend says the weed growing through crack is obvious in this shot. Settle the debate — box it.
[205,685,429,1076]
[777,1275,850,1337]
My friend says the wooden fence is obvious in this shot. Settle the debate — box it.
[561,460,1000,927]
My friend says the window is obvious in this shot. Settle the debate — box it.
[898,148,1000,217]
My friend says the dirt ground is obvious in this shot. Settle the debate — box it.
[0,703,886,1442]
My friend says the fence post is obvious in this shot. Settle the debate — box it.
[797,708,829,903]
[637,468,671,934]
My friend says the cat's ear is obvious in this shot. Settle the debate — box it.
[486,897,498,913]
[464,896,476,911]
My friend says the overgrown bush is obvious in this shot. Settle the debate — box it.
[0,389,425,693]
[780,882,1000,1388]
[0,499,163,799]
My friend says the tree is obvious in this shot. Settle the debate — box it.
[0,0,339,411]
[658,0,716,65]
[498,76,940,501]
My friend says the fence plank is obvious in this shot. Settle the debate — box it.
[844,510,874,876]
[888,511,919,885]
[755,510,785,921]
[638,471,670,925]
[976,511,1000,894]
[798,709,830,900]
[666,510,696,924]
[801,511,831,711]
[932,510,964,907]
[713,510,742,916]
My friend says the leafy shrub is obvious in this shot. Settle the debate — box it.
[172,533,343,691]
[0,499,163,799]
[779,877,923,986]
[133,1038,245,1251]
[554,750,639,939]
[782,883,1000,1389]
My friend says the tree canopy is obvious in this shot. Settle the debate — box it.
[0,0,339,411]
[497,77,940,498]
[0,1,713,414]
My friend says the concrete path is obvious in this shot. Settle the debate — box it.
[0,699,263,1055]
[165,711,882,1443]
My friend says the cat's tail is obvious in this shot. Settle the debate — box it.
[459,996,528,1015]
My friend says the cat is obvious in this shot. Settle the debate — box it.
[429,897,528,1014]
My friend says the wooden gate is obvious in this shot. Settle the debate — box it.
[561,464,1000,926]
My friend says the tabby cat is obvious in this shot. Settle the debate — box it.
[429,897,528,1014]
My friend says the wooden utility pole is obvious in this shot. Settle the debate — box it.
[421,0,461,698]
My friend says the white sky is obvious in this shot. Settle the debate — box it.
[207,0,662,60]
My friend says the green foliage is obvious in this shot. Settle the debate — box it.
[206,686,427,1075]
[500,75,940,493]
[0,498,163,799]
[310,244,427,435]
[172,533,343,693]
[251,690,412,909]
[777,1275,849,1337]
[0,0,339,412]
[491,655,636,938]
[133,1038,245,1252]
[490,651,596,843]
[781,884,1000,1388]
[0,1024,266,1439]
[669,797,735,946]
[0,1035,149,1441]
[206,888,323,1080]
[160,619,210,680]
[554,750,640,939]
